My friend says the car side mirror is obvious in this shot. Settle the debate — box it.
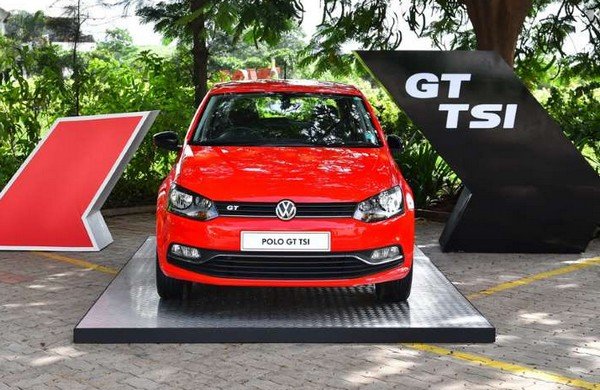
[153,131,181,152]
[386,134,403,154]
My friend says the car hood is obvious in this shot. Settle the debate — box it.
[173,145,398,203]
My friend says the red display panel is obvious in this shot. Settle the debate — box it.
[0,112,157,251]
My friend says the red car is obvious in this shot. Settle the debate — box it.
[154,80,415,302]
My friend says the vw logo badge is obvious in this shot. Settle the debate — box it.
[275,200,297,221]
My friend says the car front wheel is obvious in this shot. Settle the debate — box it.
[156,254,189,299]
[375,267,412,302]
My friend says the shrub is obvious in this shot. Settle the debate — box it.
[0,37,69,187]
[544,82,600,173]
[1,32,595,212]
[80,50,195,207]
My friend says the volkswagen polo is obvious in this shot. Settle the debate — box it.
[154,80,415,302]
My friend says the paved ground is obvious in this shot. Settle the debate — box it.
[0,213,598,390]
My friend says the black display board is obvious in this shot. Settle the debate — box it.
[356,50,600,253]
[74,237,495,343]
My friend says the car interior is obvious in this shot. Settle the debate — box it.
[194,93,380,146]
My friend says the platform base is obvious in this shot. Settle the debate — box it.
[74,237,495,343]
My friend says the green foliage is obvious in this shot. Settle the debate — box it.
[395,143,460,208]
[230,0,304,46]
[95,28,138,61]
[300,0,599,83]
[0,37,69,185]
[1,7,598,211]
[132,0,304,103]
[0,19,307,208]
[135,1,189,41]
[518,1,599,78]
[301,0,400,75]
[80,49,195,207]
[0,34,195,207]
[209,29,305,78]
[4,10,47,44]
[410,0,599,84]
[544,81,600,172]
[134,0,303,44]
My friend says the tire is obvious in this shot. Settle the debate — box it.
[156,254,188,299]
[375,266,413,302]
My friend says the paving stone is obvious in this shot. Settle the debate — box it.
[0,214,598,389]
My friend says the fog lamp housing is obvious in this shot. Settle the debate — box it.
[170,244,201,262]
[369,246,401,263]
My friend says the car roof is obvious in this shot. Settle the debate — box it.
[209,79,362,96]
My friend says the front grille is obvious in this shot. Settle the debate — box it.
[214,202,356,218]
[167,250,403,280]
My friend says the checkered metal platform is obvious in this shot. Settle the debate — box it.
[74,237,495,343]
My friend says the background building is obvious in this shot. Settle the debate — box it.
[0,8,9,35]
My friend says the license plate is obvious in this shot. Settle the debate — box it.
[240,231,331,252]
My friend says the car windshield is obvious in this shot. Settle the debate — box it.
[192,93,381,147]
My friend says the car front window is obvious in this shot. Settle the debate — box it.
[192,93,381,147]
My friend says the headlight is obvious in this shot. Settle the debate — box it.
[354,186,404,222]
[168,185,218,221]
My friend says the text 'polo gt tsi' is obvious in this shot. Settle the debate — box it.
[154,80,415,302]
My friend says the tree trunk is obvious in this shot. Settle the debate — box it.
[462,0,533,67]
[190,0,208,107]
[71,0,82,116]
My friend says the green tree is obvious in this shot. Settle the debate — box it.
[304,0,599,72]
[105,0,303,106]
[80,49,196,206]
[0,37,69,185]
[209,28,305,78]
[4,10,47,44]
[95,28,137,60]
[62,0,88,116]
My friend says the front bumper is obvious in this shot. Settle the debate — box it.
[156,212,414,287]
[167,247,404,280]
